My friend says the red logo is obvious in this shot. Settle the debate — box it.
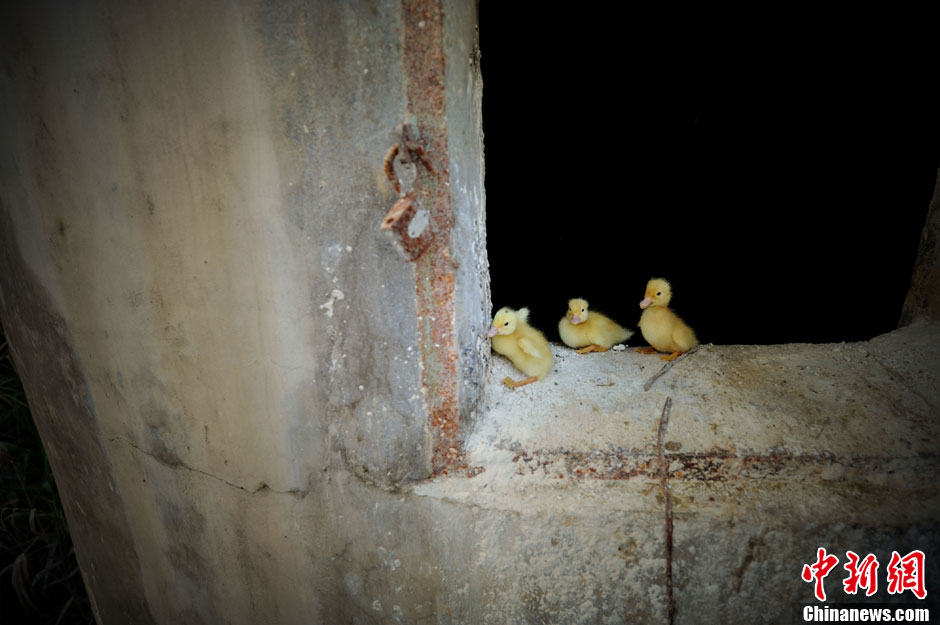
[886,550,927,600]
[803,548,927,602]
[843,551,879,597]
[802,547,840,601]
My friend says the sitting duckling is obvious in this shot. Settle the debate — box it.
[487,306,553,389]
[558,298,633,354]
[636,278,698,361]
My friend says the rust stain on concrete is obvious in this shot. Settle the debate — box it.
[400,0,468,476]
[509,446,939,483]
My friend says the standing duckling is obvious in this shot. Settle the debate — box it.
[487,307,553,389]
[636,278,698,361]
[559,298,633,354]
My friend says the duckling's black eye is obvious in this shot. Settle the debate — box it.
[503,321,509,326]
[581,308,585,313]
[656,291,662,296]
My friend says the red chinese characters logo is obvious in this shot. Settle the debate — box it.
[843,551,879,597]
[887,550,927,600]
[803,548,928,602]
[802,547,840,601]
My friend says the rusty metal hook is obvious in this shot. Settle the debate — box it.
[381,124,435,261]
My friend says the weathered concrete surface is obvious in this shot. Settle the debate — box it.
[901,169,940,325]
[418,321,940,623]
[0,0,487,493]
[0,0,488,622]
[0,211,156,625]
[2,1,939,624]
[444,0,490,445]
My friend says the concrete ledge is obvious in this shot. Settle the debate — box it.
[415,321,940,623]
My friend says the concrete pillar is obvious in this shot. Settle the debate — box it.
[901,168,940,325]
[0,1,486,622]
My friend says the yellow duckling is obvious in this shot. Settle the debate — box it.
[487,306,553,389]
[558,298,633,354]
[636,278,698,361]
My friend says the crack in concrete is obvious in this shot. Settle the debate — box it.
[110,436,308,498]
[656,397,675,625]
[643,346,700,391]
[337,444,409,494]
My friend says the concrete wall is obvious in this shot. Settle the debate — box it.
[2,2,938,624]
[1,1,488,622]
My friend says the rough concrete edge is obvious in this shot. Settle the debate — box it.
[900,167,940,326]
[442,0,490,467]
[0,207,157,625]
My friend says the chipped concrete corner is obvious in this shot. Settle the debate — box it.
[1,2,938,625]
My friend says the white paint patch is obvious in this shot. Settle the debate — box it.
[408,208,430,238]
[319,289,345,317]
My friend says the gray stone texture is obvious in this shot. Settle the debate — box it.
[1,2,938,624]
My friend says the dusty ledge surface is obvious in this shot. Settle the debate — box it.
[416,320,940,526]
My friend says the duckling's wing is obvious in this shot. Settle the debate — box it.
[672,322,698,352]
[517,336,542,358]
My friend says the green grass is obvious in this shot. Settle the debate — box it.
[0,330,94,625]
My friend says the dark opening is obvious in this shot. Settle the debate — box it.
[479,6,940,345]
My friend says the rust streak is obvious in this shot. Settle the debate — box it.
[504,446,934,483]
[401,0,470,476]
[383,143,401,194]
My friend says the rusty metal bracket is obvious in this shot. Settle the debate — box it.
[383,123,434,196]
[380,192,433,261]
[381,124,436,262]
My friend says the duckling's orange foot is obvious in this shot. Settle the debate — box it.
[660,351,683,361]
[635,347,659,354]
[502,376,538,389]
[576,344,608,354]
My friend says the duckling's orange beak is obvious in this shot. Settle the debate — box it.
[487,325,498,337]
[639,296,653,309]
[569,312,581,324]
